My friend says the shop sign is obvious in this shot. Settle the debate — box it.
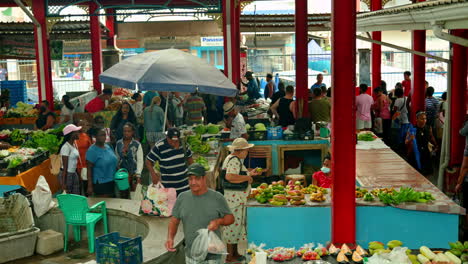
[200,36,224,47]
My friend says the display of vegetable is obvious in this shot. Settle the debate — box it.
[0,150,9,158]
[5,102,37,117]
[357,132,376,141]
[10,129,26,144]
[377,187,435,205]
[24,131,63,154]
[363,193,374,202]
[6,156,23,169]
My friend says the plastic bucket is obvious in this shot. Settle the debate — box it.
[114,169,129,191]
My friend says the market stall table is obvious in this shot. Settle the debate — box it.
[246,147,464,250]
[0,158,59,193]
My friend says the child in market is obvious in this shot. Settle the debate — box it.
[312,156,332,188]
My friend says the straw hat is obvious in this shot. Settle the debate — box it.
[223,101,235,114]
[228,138,254,151]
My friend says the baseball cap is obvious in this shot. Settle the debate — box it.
[245,71,253,78]
[63,124,82,136]
[166,127,181,140]
[223,101,235,114]
[187,163,206,177]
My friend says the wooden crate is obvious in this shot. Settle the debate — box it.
[20,117,37,125]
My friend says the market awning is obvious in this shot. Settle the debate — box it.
[357,0,468,32]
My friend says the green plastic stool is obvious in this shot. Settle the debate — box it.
[57,194,108,253]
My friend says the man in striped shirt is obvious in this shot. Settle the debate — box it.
[184,92,206,126]
[146,128,194,195]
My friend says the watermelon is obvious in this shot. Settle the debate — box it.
[206,124,220,134]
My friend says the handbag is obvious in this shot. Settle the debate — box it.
[50,154,61,176]
[139,182,177,217]
[374,117,383,134]
[80,168,87,181]
[220,156,248,191]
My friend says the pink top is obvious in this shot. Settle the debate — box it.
[375,94,391,119]
[356,94,374,121]
[313,171,332,188]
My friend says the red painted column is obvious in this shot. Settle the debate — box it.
[222,0,229,78]
[231,0,241,85]
[32,0,54,108]
[295,0,309,118]
[90,2,103,93]
[410,0,426,124]
[450,30,468,166]
[106,8,116,48]
[371,0,382,90]
[331,0,356,244]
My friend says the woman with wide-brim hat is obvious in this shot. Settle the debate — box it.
[221,138,261,262]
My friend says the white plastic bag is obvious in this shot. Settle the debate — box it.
[367,247,411,264]
[31,176,56,217]
[131,183,143,201]
[191,229,227,261]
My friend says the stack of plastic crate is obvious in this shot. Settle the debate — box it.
[0,81,27,106]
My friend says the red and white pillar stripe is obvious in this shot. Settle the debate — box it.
[331,0,357,244]
[449,30,468,166]
[90,2,103,93]
[32,0,54,108]
[371,0,382,90]
[295,0,309,117]
[222,0,241,85]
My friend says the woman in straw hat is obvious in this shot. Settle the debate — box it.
[221,138,261,262]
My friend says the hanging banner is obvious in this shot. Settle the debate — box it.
[50,40,64,60]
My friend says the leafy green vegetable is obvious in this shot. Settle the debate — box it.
[357,132,376,141]
[7,157,23,169]
[377,187,435,205]
[10,129,26,144]
[24,131,63,154]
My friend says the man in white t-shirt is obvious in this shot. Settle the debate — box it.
[355,84,374,132]
[223,101,248,140]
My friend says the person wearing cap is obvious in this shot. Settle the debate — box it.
[241,71,261,101]
[166,163,234,264]
[221,138,261,262]
[223,101,248,140]
[146,127,194,195]
[59,124,82,194]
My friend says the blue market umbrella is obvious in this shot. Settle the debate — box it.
[99,49,238,97]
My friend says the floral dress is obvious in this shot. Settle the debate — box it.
[222,154,250,244]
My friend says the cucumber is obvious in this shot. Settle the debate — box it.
[417,254,430,264]
[420,246,436,260]
[445,251,462,264]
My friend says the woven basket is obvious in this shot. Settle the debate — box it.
[0,194,34,235]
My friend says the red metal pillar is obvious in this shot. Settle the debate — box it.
[32,0,54,108]
[449,30,468,166]
[295,0,309,117]
[371,0,382,90]
[222,0,240,84]
[90,2,103,93]
[410,0,426,124]
[222,0,229,78]
[106,8,116,48]
[331,0,356,244]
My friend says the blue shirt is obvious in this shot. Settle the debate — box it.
[310,83,326,92]
[147,139,192,194]
[247,79,261,100]
[86,144,118,184]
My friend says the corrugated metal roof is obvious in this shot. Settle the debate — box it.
[357,0,468,19]
[0,20,107,35]
[240,14,331,30]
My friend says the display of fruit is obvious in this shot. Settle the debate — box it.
[408,254,419,264]
[387,240,403,249]
[302,251,321,261]
[363,193,375,202]
[448,240,468,257]
[369,241,385,255]
[245,124,251,130]
[420,246,436,260]
[328,244,339,255]
[356,187,368,198]
[194,124,207,134]
[296,244,314,257]
[270,248,295,262]
[336,251,350,263]
[352,251,363,263]
[314,246,329,257]
[355,245,368,256]
[310,191,326,202]
[206,124,220,134]
[195,156,210,171]
[254,123,267,131]
[340,244,352,256]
